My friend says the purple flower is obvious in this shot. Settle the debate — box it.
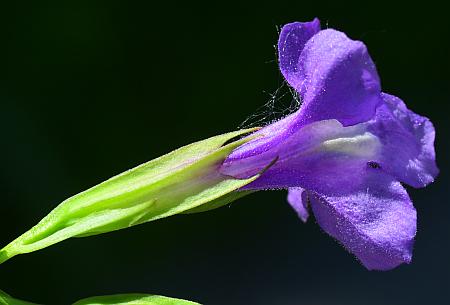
[220,19,438,270]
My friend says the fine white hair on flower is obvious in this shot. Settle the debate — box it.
[238,82,301,129]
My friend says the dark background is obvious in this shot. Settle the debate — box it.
[1,1,449,304]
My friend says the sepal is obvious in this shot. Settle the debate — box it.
[0,129,261,264]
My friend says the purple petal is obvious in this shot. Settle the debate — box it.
[295,29,382,126]
[278,19,321,87]
[287,188,310,222]
[279,24,383,126]
[224,26,383,169]
[222,119,381,193]
[368,93,439,187]
[222,21,437,198]
[308,170,416,271]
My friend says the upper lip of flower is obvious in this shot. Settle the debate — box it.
[219,18,438,271]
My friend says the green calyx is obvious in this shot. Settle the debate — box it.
[0,128,263,264]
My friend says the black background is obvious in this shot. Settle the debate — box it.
[1,1,449,304]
